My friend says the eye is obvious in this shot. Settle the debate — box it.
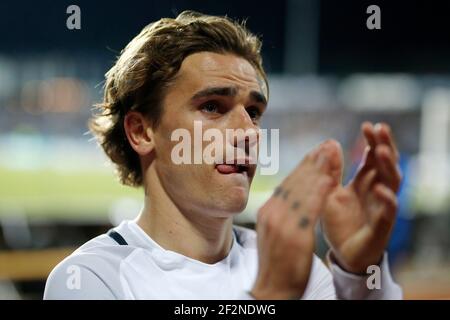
[246,106,262,121]
[201,101,220,114]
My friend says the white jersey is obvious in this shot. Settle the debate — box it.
[44,220,402,300]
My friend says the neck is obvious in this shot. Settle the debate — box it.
[136,167,234,264]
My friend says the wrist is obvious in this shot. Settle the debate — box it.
[328,250,383,275]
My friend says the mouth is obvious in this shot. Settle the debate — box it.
[215,163,250,175]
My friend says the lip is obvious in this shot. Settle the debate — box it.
[217,157,257,166]
[214,162,256,178]
[215,164,246,174]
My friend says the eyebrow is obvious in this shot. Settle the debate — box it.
[191,86,267,106]
[250,90,267,105]
[191,86,238,100]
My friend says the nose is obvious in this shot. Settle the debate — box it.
[229,105,260,155]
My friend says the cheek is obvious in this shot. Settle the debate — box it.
[154,119,191,160]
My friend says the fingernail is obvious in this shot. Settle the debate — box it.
[374,123,382,133]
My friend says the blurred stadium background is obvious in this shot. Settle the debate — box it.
[0,0,449,299]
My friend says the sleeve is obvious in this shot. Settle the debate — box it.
[233,253,401,300]
[235,292,256,300]
[301,255,337,300]
[233,255,336,300]
[328,252,403,300]
[44,260,117,300]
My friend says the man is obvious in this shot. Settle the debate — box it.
[44,11,402,300]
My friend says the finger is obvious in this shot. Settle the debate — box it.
[358,122,402,192]
[283,142,327,187]
[375,145,402,192]
[286,150,330,190]
[374,183,398,210]
[353,145,376,186]
[303,140,329,166]
[263,176,328,246]
[315,153,331,173]
[281,170,332,213]
[361,122,377,168]
[369,183,398,234]
[282,174,333,236]
[273,185,293,203]
[375,123,400,162]
[274,149,330,210]
[354,168,377,198]
[362,121,377,150]
[296,175,334,226]
[304,139,337,168]
[352,122,378,182]
[283,190,330,247]
[320,139,343,185]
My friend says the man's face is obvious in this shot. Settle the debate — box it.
[152,52,268,217]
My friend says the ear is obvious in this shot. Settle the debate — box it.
[124,111,155,156]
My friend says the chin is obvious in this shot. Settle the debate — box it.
[215,188,249,215]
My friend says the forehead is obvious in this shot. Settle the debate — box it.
[174,52,267,97]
